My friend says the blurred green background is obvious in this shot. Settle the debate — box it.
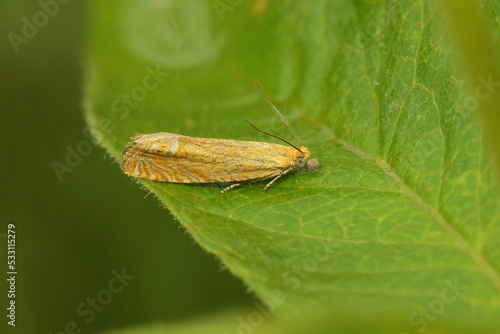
[0,1,253,333]
[3,1,500,333]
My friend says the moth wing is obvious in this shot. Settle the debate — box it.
[121,133,298,183]
[121,133,199,182]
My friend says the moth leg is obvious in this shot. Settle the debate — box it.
[221,183,241,194]
[262,167,293,192]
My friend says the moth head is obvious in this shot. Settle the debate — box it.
[295,157,319,171]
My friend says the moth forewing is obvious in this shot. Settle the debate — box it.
[121,133,311,185]
[121,84,319,192]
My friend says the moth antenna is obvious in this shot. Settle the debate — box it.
[255,83,305,147]
[245,121,303,154]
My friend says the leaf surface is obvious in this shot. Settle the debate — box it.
[87,0,500,330]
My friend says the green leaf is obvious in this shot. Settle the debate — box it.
[99,307,495,334]
[87,0,500,331]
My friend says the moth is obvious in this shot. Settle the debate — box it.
[121,84,319,193]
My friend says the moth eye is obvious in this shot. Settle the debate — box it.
[296,157,307,168]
